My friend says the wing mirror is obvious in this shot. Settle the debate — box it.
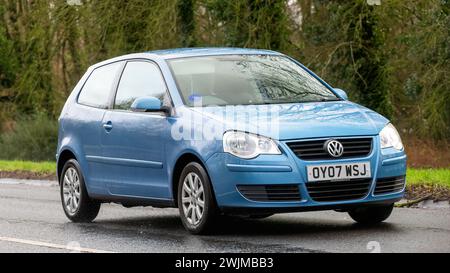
[131,97,170,114]
[333,88,349,100]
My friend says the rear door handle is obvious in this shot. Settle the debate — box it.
[103,121,113,131]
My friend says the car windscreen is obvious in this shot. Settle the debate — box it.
[167,55,339,107]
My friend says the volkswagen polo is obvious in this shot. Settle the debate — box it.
[57,48,407,234]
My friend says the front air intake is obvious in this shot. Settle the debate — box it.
[374,176,406,195]
[237,185,301,202]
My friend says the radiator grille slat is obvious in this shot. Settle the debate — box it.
[307,186,370,194]
[305,178,372,202]
[287,138,373,160]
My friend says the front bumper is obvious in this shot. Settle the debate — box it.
[205,135,407,214]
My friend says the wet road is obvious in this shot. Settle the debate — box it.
[0,179,449,253]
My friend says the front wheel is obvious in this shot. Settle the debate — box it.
[178,162,218,234]
[348,204,394,225]
[60,159,101,222]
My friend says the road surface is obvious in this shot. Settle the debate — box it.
[0,179,449,253]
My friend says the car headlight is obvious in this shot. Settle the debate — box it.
[380,123,403,150]
[223,131,281,159]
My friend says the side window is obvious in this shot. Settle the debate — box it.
[78,62,123,108]
[114,61,168,110]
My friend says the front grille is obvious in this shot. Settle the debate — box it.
[305,178,372,202]
[287,138,373,160]
[374,176,406,195]
[237,185,301,202]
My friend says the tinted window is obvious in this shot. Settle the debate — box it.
[168,55,338,107]
[114,61,168,110]
[78,62,123,108]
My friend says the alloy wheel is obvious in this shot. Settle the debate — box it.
[181,172,205,226]
[62,167,81,215]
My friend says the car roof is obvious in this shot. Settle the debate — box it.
[147,47,282,59]
[89,48,284,70]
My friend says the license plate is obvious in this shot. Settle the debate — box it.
[307,162,371,182]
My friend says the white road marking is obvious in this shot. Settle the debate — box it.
[0,236,115,253]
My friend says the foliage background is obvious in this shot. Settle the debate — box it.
[0,0,448,162]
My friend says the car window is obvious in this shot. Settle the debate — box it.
[78,62,123,108]
[168,55,339,107]
[114,61,168,110]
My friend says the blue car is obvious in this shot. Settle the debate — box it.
[57,48,407,234]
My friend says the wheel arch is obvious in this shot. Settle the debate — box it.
[171,152,216,208]
[57,149,78,184]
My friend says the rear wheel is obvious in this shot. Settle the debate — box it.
[60,159,101,222]
[348,204,394,225]
[178,162,217,234]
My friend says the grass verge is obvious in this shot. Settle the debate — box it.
[0,160,56,174]
[404,169,450,202]
[406,168,450,188]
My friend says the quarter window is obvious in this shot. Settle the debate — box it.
[78,62,123,108]
[114,61,168,110]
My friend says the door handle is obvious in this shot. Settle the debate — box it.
[103,121,113,131]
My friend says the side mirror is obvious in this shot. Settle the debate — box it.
[131,97,169,114]
[333,88,349,100]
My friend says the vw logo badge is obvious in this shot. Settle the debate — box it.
[325,139,344,158]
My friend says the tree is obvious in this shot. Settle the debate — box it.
[347,1,392,117]
[0,1,17,93]
[298,0,392,117]
[178,0,197,47]
[206,0,290,50]
[0,0,448,141]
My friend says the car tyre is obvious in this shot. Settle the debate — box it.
[348,204,394,225]
[60,159,101,222]
[178,162,218,234]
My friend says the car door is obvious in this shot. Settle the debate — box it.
[74,61,124,193]
[101,60,172,199]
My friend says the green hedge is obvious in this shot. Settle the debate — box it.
[0,114,58,161]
